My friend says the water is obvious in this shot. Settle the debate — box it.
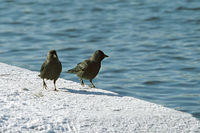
[0,0,200,118]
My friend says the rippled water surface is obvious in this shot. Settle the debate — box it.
[0,0,200,118]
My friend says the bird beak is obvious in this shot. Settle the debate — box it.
[53,54,57,58]
[104,54,109,58]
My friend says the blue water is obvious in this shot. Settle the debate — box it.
[0,0,200,118]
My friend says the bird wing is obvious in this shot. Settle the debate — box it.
[58,61,62,73]
[67,59,90,73]
[40,61,47,73]
[38,61,47,77]
[76,59,89,71]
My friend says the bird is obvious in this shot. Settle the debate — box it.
[39,50,62,91]
[67,50,108,88]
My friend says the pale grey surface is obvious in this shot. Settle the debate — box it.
[0,62,200,132]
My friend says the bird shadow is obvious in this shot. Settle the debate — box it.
[59,88,122,97]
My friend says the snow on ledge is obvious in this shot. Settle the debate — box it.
[0,62,199,133]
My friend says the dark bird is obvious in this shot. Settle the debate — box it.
[39,50,62,91]
[67,50,108,88]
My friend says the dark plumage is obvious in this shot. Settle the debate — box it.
[67,50,108,88]
[39,50,62,91]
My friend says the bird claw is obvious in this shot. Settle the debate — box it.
[43,80,48,90]
[80,79,85,86]
[90,83,95,88]
[89,80,95,88]
[43,86,48,90]
[43,84,48,90]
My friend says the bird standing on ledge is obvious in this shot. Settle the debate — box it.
[67,50,108,88]
[39,50,62,91]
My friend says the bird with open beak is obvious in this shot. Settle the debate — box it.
[39,50,62,91]
[67,50,108,88]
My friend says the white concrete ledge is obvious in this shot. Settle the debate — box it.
[0,62,199,132]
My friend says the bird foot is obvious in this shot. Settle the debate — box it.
[43,84,48,90]
[43,80,48,90]
[80,79,84,87]
[91,85,96,88]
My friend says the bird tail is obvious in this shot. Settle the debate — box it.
[66,68,77,74]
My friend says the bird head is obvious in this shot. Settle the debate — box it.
[47,50,58,60]
[91,50,108,62]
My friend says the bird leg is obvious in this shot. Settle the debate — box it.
[80,79,84,86]
[90,80,95,88]
[43,79,48,89]
[53,80,58,91]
